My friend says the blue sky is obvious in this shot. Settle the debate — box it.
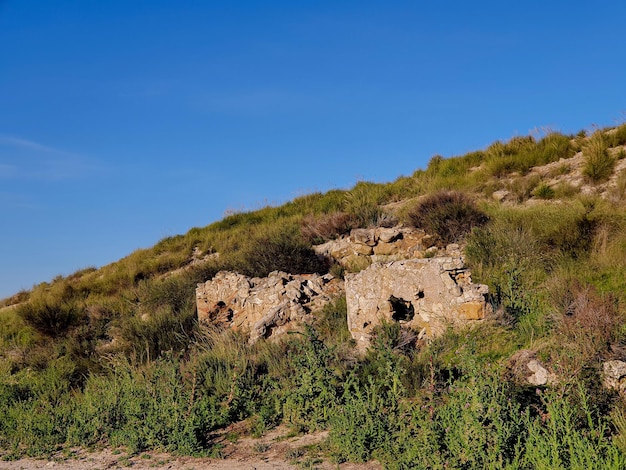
[1,0,625,298]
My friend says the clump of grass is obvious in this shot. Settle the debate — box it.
[553,182,580,199]
[485,133,575,177]
[508,174,541,202]
[342,181,390,227]
[583,130,615,183]
[533,182,555,199]
[405,191,488,245]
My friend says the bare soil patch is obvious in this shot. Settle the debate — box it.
[0,424,381,470]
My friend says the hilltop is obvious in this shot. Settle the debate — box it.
[2,123,626,468]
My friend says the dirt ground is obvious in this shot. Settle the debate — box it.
[0,424,382,470]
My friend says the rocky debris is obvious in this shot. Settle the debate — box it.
[602,360,626,393]
[196,271,342,343]
[345,256,491,350]
[508,350,553,386]
[313,227,436,268]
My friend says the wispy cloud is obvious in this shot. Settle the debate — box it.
[0,134,98,180]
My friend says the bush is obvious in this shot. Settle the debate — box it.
[283,327,342,432]
[300,212,357,244]
[17,300,83,338]
[550,282,620,376]
[235,230,328,278]
[405,191,488,245]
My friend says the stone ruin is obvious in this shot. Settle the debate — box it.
[313,226,437,268]
[196,227,492,349]
[196,271,343,343]
[345,256,491,351]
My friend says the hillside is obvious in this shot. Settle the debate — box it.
[2,123,626,468]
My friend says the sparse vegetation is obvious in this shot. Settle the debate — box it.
[3,123,626,466]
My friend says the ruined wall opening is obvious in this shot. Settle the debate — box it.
[389,295,415,322]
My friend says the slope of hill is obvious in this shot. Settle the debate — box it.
[2,123,626,467]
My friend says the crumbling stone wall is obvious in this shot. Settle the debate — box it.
[345,257,491,350]
[313,227,436,268]
[196,271,342,343]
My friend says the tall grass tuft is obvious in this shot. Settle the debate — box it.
[583,130,615,183]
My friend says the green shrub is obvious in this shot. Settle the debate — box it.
[120,306,197,362]
[283,327,341,432]
[16,300,83,338]
[406,191,488,245]
[329,345,404,463]
[235,229,328,277]
[523,385,624,469]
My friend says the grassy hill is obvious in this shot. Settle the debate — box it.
[2,123,626,467]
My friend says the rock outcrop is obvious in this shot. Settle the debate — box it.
[345,256,491,350]
[196,271,342,343]
[313,227,436,269]
[602,360,626,393]
[507,349,553,386]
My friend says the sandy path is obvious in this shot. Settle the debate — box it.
[0,425,382,470]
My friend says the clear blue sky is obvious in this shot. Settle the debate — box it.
[1,0,625,298]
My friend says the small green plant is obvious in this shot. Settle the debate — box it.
[533,182,555,199]
[253,442,270,453]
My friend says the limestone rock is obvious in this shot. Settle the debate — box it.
[603,360,626,393]
[197,271,342,343]
[345,257,491,350]
[313,226,435,267]
[507,349,554,386]
[350,228,378,246]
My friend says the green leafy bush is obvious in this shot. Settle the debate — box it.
[283,327,341,432]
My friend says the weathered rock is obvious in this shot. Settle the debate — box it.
[376,227,401,243]
[345,257,491,350]
[196,271,342,343]
[350,228,378,246]
[313,226,435,267]
[603,360,626,393]
[507,349,553,386]
[373,241,399,256]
